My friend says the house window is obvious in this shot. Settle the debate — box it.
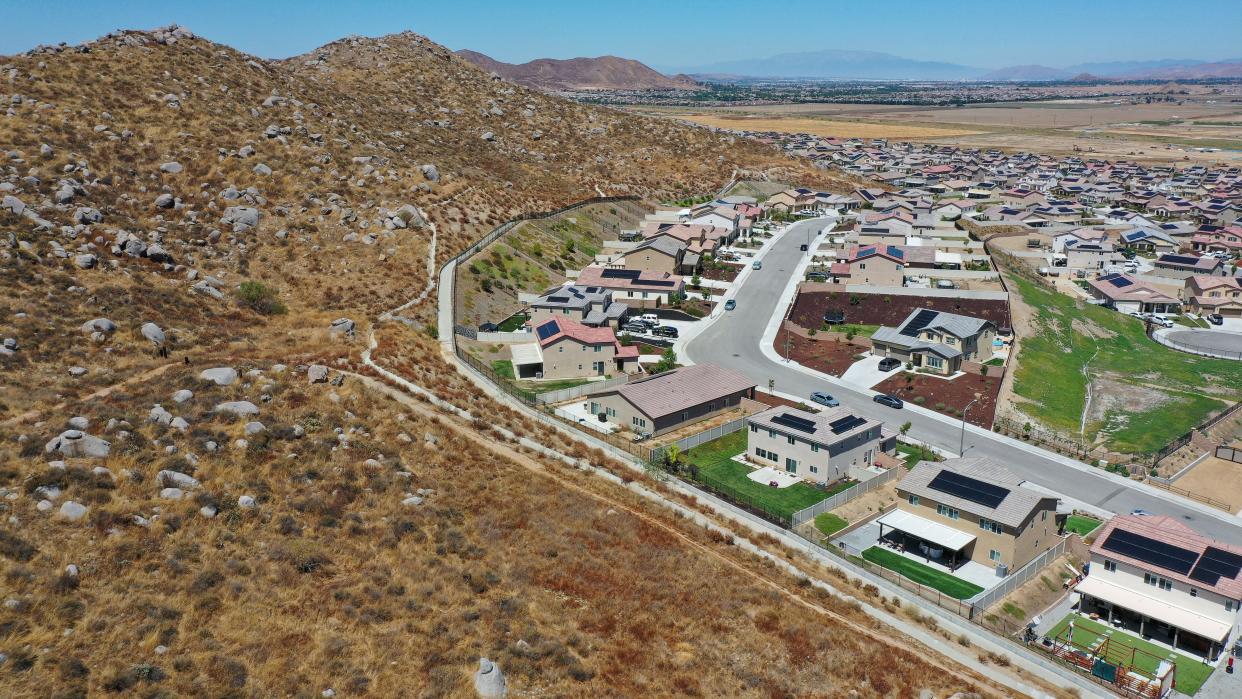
[1103,560,1116,573]
[810,443,819,453]
[769,429,776,439]
[1228,600,1235,612]
[989,550,1001,562]
[787,435,795,445]
[809,465,818,474]
[750,424,757,433]
[926,355,943,369]
[979,518,1001,534]
[632,417,646,428]
[1042,511,1047,521]
[606,407,616,417]
[558,346,564,352]
[1159,578,1172,591]
[908,495,919,506]
[1144,573,1156,586]
[785,458,797,473]
[937,504,959,520]
[594,345,602,352]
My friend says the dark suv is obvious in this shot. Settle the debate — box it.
[654,325,679,338]
[878,357,901,371]
[873,394,903,409]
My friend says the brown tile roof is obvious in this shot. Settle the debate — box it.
[1090,515,1242,600]
[615,363,755,420]
[897,457,1055,528]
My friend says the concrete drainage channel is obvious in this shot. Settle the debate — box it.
[424,231,1104,698]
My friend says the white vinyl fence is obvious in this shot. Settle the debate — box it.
[535,374,630,405]
[790,466,902,527]
[648,418,746,463]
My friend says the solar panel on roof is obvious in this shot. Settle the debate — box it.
[1106,276,1133,288]
[535,320,559,341]
[601,268,641,280]
[927,470,1009,509]
[1100,528,1198,576]
[1161,255,1203,266]
[828,415,866,434]
[900,309,939,337]
[547,296,570,303]
[772,413,816,434]
[1188,546,1242,586]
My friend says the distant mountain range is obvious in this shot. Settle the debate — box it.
[454,50,699,91]
[658,49,1242,82]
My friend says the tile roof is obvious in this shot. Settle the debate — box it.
[1091,515,1242,600]
[746,405,882,447]
[898,458,1055,528]
[614,363,755,420]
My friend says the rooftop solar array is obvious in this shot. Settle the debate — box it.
[900,309,939,337]
[601,268,640,279]
[535,320,560,341]
[1161,255,1203,266]
[547,296,569,303]
[927,470,1009,509]
[771,413,816,434]
[1189,546,1242,586]
[1099,273,1133,288]
[1101,528,1198,576]
[828,415,867,434]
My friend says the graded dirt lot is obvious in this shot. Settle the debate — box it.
[789,288,1012,330]
[775,327,869,377]
[1170,456,1242,514]
[873,370,1002,428]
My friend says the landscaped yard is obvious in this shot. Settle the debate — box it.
[814,512,849,537]
[861,547,984,600]
[684,431,834,519]
[1047,614,1214,695]
[896,442,942,469]
[496,312,529,332]
[517,377,593,393]
[1007,274,1242,455]
[491,359,516,379]
[1064,514,1102,537]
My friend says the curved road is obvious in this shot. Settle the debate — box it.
[686,219,1242,544]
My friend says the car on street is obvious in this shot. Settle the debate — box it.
[1151,316,1174,328]
[752,260,762,270]
[810,391,839,407]
[1130,508,1153,516]
[799,244,808,251]
[654,325,679,338]
[873,394,903,409]
[724,299,736,311]
[1207,313,1224,325]
[878,357,901,371]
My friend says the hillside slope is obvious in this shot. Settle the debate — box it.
[455,49,700,91]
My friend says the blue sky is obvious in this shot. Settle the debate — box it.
[1,0,1240,69]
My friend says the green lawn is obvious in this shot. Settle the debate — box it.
[1048,614,1214,695]
[520,377,593,393]
[814,513,849,537]
[983,357,1005,366]
[1173,315,1209,329]
[896,442,942,469]
[490,359,515,379]
[685,432,833,518]
[1007,275,1241,454]
[1064,515,1102,537]
[496,312,529,332]
[861,547,984,600]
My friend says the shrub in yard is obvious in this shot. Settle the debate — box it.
[236,281,286,315]
[914,396,926,405]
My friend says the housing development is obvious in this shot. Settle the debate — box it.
[5,5,1242,699]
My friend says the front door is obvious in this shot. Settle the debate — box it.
[595,361,605,376]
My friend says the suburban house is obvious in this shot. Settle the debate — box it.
[509,317,638,380]
[745,406,896,486]
[585,363,756,437]
[831,244,907,286]
[1052,228,1110,254]
[1119,227,1179,255]
[1064,238,1122,271]
[885,458,1060,574]
[870,308,997,375]
[1183,275,1242,317]
[575,265,685,308]
[620,236,692,275]
[1076,515,1242,661]
[689,205,744,236]
[767,188,821,212]
[1191,227,1242,255]
[1084,273,1182,314]
[527,284,627,328]
[1152,253,1226,280]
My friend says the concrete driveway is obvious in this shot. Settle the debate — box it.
[839,355,895,390]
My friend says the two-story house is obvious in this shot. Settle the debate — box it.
[1076,515,1242,660]
[870,308,998,375]
[509,317,639,380]
[885,458,1060,574]
[527,285,628,329]
[745,406,897,486]
[1183,275,1242,317]
[832,244,907,286]
[575,266,685,309]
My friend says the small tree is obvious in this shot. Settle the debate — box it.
[236,280,286,315]
[652,348,677,374]
[899,421,912,437]
[691,273,701,288]
[664,444,682,470]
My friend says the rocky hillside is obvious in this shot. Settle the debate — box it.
[455,50,700,91]
[0,26,995,699]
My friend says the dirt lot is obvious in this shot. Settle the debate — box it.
[831,482,899,525]
[1169,456,1242,514]
[982,552,1082,634]
[873,371,1002,428]
[700,262,742,282]
[775,327,869,377]
[790,289,1011,330]
[753,389,821,413]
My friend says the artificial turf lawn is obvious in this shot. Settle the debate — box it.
[861,546,984,600]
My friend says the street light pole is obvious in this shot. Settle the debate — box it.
[960,397,980,457]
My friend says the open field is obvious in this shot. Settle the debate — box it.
[678,113,979,139]
[1003,270,1242,456]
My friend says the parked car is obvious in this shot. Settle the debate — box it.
[724,299,736,311]
[799,244,809,251]
[878,357,901,371]
[640,313,659,325]
[1152,316,1174,329]
[622,321,648,333]
[654,325,679,338]
[1130,508,1153,516]
[873,394,904,409]
[807,271,828,282]
[810,391,839,407]
[1207,313,1224,325]
[752,260,762,270]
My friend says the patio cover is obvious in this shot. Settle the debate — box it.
[510,342,543,367]
[1076,576,1232,642]
[877,509,975,551]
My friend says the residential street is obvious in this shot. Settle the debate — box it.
[685,218,1242,544]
